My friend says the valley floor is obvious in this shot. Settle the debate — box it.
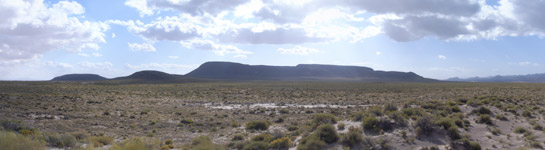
[1,81,545,150]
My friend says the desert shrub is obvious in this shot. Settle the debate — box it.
[389,111,408,127]
[401,108,423,120]
[368,106,383,116]
[269,137,291,149]
[111,138,160,150]
[337,123,345,130]
[232,134,245,141]
[495,114,508,121]
[0,131,46,150]
[46,133,76,148]
[274,117,284,123]
[71,131,89,141]
[522,110,533,118]
[191,136,225,150]
[384,103,398,112]
[533,124,543,131]
[340,127,363,148]
[91,136,114,147]
[287,126,298,131]
[530,141,543,149]
[352,112,367,121]
[362,116,379,133]
[449,106,461,112]
[243,141,269,150]
[315,124,339,144]
[435,117,456,130]
[489,127,501,135]
[311,114,336,128]
[451,138,481,150]
[476,106,491,115]
[447,127,461,140]
[180,119,193,125]
[251,134,273,142]
[514,126,528,134]
[297,134,326,150]
[477,114,493,125]
[415,117,434,137]
[246,120,270,130]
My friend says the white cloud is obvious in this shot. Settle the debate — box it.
[112,33,116,38]
[0,0,108,62]
[375,51,381,55]
[125,0,252,17]
[180,39,252,57]
[168,56,179,59]
[128,43,156,52]
[278,46,321,55]
[438,55,447,60]
[515,61,540,67]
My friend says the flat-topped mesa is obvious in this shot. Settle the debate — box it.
[186,61,432,82]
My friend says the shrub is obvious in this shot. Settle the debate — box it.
[476,106,491,115]
[362,116,379,133]
[514,126,528,134]
[495,114,508,121]
[232,134,245,141]
[389,111,408,127]
[180,119,193,125]
[91,136,114,147]
[522,110,533,118]
[0,131,46,150]
[311,114,337,128]
[243,141,269,150]
[352,112,366,121]
[191,136,225,150]
[384,103,398,112]
[287,126,298,131]
[415,117,434,137]
[111,138,160,150]
[447,127,461,140]
[477,114,493,125]
[251,134,273,142]
[368,106,383,116]
[269,137,291,149]
[435,117,456,130]
[340,127,363,148]
[315,124,339,144]
[45,133,76,148]
[71,131,89,141]
[246,120,270,130]
[297,134,326,150]
[337,123,345,130]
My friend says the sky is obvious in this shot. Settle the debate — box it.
[1,0,545,80]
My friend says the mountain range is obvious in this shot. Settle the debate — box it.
[51,61,435,82]
[447,73,545,83]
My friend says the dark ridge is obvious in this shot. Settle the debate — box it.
[447,73,545,83]
[51,74,107,81]
[186,61,435,82]
[111,70,209,84]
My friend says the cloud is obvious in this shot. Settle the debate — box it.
[125,0,251,17]
[168,56,179,59]
[514,61,540,67]
[217,26,328,44]
[438,55,447,60]
[375,51,381,55]
[128,43,156,52]
[0,59,115,80]
[278,46,321,55]
[0,0,108,62]
[180,39,252,57]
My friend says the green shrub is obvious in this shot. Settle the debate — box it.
[45,133,76,148]
[311,114,337,128]
[251,134,273,142]
[180,119,193,125]
[246,120,270,130]
[447,127,461,140]
[191,136,225,150]
[477,114,493,125]
[0,131,46,150]
[315,124,339,144]
[337,123,345,130]
[297,134,326,150]
[514,126,528,134]
[91,136,114,147]
[287,126,298,131]
[389,111,408,127]
[71,131,89,141]
[522,110,533,118]
[384,103,398,112]
[495,114,508,121]
[476,106,491,115]
[232,134,245,141]
[368,106,383,116]
[340,127,363,148]
[243,141,269,150]
[269,137,291,149]
[111,138,160,150]
[362,116,379,133]
[352,112,366,121]
[435,117,456,130]
[415,117,434,137]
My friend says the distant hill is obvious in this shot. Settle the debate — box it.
[185,62,435,82]
[447,73,545,83]
[112,70,207,83]
[51,74,107,81]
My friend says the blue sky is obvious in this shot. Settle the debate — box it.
[1,0,545,80]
